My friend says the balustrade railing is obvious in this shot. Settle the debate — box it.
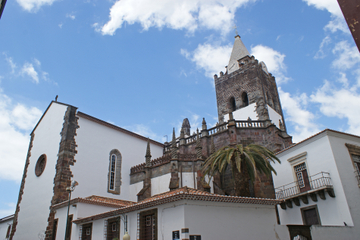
[163,120,269,152]
[275,172,333,199]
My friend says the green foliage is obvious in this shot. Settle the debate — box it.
[202,144,280,196]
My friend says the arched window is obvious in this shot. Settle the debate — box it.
[229,97,236,112]
[242,92,249,106]
[108,149,122,194]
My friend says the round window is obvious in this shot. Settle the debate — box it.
[35,154,47,177]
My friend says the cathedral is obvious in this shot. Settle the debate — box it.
[1,35,360,240]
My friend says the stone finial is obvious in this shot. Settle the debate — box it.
[145,138,151,167]
[180,128,185,139]
[171,128,178,159]
[279,119,285,131]
[195,129,202,159]
[202,118,207,130]
[181,118,191,136]
[210,136,215,154]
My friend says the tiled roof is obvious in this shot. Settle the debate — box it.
[73,186,281,225]
[51,195,136,210]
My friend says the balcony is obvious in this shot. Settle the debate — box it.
[275,172,335,209]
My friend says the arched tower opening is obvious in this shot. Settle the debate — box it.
[229,97,236,112]
[242,92,249,107]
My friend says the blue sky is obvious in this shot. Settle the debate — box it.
[1,0,359,218]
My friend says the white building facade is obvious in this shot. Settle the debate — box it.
[273,129,360,239]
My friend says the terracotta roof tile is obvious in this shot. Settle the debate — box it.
[51,195,136,210]
[73,187,281,225]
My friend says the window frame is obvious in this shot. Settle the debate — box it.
[301,205,321,226]
[108,149,122,194]
[345,143,360,186]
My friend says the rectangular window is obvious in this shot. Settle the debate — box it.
[301,205,320,225]
[294,162,311,192]
[82,223,92,240]
[190,236,202,240]
[107,217,120,240]
[351,154,360,183]
[65,214,73,240]
[140,209,157,240]
[345,144,360,186]
[51,219,58,240]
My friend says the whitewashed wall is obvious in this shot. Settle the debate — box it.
[267,104,282,129]
[327,132,360,228]
[54,202,118,240]
[183,201,288,240]
[85,200,289,240]
[223,103,257,121]
[273,132,355,227]
[151,174,171,196]
[72,116,164,202]
[13,103,68,240]
[0,217,13,240]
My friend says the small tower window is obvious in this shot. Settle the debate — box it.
[242,92,249,106]
[230,97,236,112]
[108,149,122,194]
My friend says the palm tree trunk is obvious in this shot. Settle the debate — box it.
[231,158,251,197]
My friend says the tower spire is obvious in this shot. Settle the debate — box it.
[227,35,250,74]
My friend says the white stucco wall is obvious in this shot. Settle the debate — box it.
[72,116,164,202]
[0,217,13,240]
[273,132,354,227]
[267,104,282,129]
[327,132,360,228]
[54,202,118,240]
[13,103,68,240]
[183,201,289,240]
[223,103,257,121]
[151,174,171,196]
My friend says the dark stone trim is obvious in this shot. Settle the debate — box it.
[10,133,35,240]
[45,106,79,240]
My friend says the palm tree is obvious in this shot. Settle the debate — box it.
[202,144,280,197]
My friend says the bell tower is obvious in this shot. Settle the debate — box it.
[214,35,287,131]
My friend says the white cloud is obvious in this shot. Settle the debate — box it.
[4,55,17,74]
[314,36,331,59]
[128,124,166,143]
[250,45,290,84]
[16,0,58,13]
[0,90,42,181]
[332,41,360,70]
[181,43,232,79]
[21,62,39,84]
[279,88,321,142]
[303,0,348,33]
[100,0,255,36]
[302,0,342,17]
[310,79,360,134]
[66,13,76,20]
[4,56,53,84]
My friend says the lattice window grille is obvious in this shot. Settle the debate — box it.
[137,213,140,240]
[79,225,83,240]
[104,220,108,240]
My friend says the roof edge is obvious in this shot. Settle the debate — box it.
[77,111,164,147]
